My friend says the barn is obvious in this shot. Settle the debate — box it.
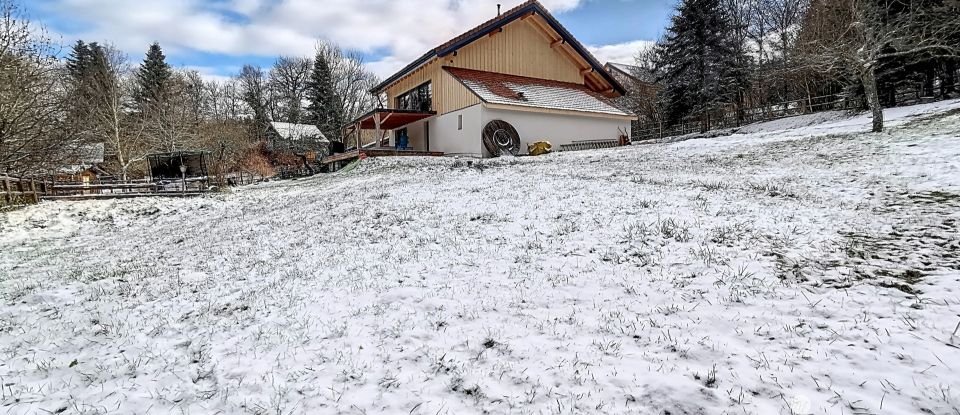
[346,0,636,158]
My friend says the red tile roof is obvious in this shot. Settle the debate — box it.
[444,67,633,116]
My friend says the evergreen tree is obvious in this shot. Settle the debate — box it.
[135,42,172,113]
[66,40,92,84]
[65,40,93,131]
[64,40,114,141]
[306,52,343,141]
[655,0,749,129]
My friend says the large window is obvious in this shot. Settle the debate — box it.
[396,81,432,112]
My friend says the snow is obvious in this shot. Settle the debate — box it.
[269,122,329,142]
[2,101,960,414]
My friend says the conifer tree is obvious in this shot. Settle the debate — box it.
[306,52,343,141]
[66,40,92,84]
[135,42,172,113]
[655,0,749,129]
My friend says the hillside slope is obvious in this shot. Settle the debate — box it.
[2,102,960,414]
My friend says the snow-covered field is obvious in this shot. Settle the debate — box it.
[2,101,960,414]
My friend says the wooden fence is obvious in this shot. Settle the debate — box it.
[0,175,210,208]
[634,81,955,142]
[634,93,850,142]
[0,176,50,208]
[45,178,209,200]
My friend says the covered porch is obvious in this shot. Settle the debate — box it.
[323,108,443,167]
[345,108,438,151]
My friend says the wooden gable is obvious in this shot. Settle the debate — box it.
[379,0,625,117]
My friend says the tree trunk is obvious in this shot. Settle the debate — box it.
[943,61,957,97]
[862,68,884,133]
[923,67,935,98]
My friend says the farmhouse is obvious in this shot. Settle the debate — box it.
[345,0,635,158]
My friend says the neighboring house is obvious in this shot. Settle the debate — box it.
[352,0,635,157]
[604,62,659,102]
[266,122,330,157]
[604,62,662,140]
[57,143,111,183]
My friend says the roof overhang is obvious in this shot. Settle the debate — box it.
[484,103,638,121]
[370,1,626,96]
[346,108,437,131]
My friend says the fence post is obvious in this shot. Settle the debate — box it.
[1,176,8,205]
[30,179,38,203]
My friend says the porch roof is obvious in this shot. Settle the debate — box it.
[347,108,437,131]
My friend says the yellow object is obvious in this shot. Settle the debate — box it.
[528,141,553,156]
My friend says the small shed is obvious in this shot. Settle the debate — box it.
[266,122,330,156]
[147,151,210,181]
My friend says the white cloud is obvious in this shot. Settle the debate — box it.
[588,40,655,66]
[185,66,238,84]
[45,0,588,77]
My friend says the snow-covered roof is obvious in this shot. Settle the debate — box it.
[269,122,329,142]
[57,143,105,174]
[79,142,105,164]
[445,67,633,117]
[605,62,657,84]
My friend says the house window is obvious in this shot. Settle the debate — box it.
[396,81,432,112]
[458,114,463,130]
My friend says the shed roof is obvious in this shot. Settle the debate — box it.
[445,67,633,117]
[269,122,329,142]
[605,62,657,84]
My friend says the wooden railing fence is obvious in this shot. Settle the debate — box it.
[1,175,211,208]
[0,176,50,208]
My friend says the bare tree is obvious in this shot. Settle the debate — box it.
[800,0,960,132]
[628,47,668,137]
[79,45,152,181]
[146,71,201,152]
[0,0,69,175]
[314,41,379,137]
[237,65,273,141]
[269,56,311,123]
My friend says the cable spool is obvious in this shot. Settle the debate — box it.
[482,120,521,156]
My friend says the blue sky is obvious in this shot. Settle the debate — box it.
[23,0,676,81]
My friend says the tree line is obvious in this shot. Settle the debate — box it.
[0,0,379,180]
[628,0,960,134]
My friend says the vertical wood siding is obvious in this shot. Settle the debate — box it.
[385,17,590,116]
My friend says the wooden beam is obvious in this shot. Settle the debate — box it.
[556,44,589,72]
[550,39,565,48]
[580,67,593,76]
[520,11,536,20]
[526,14,558,43]
[488,27,504,38]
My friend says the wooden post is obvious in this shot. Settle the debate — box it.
[30,179,38,204]
[1,176,8,205]
[373,112,382,152]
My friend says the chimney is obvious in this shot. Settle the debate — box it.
[497,4,501,16]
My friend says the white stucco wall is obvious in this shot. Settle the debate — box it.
[391,104,632,158]
[482,107,632,156]
[429,104,484,156]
